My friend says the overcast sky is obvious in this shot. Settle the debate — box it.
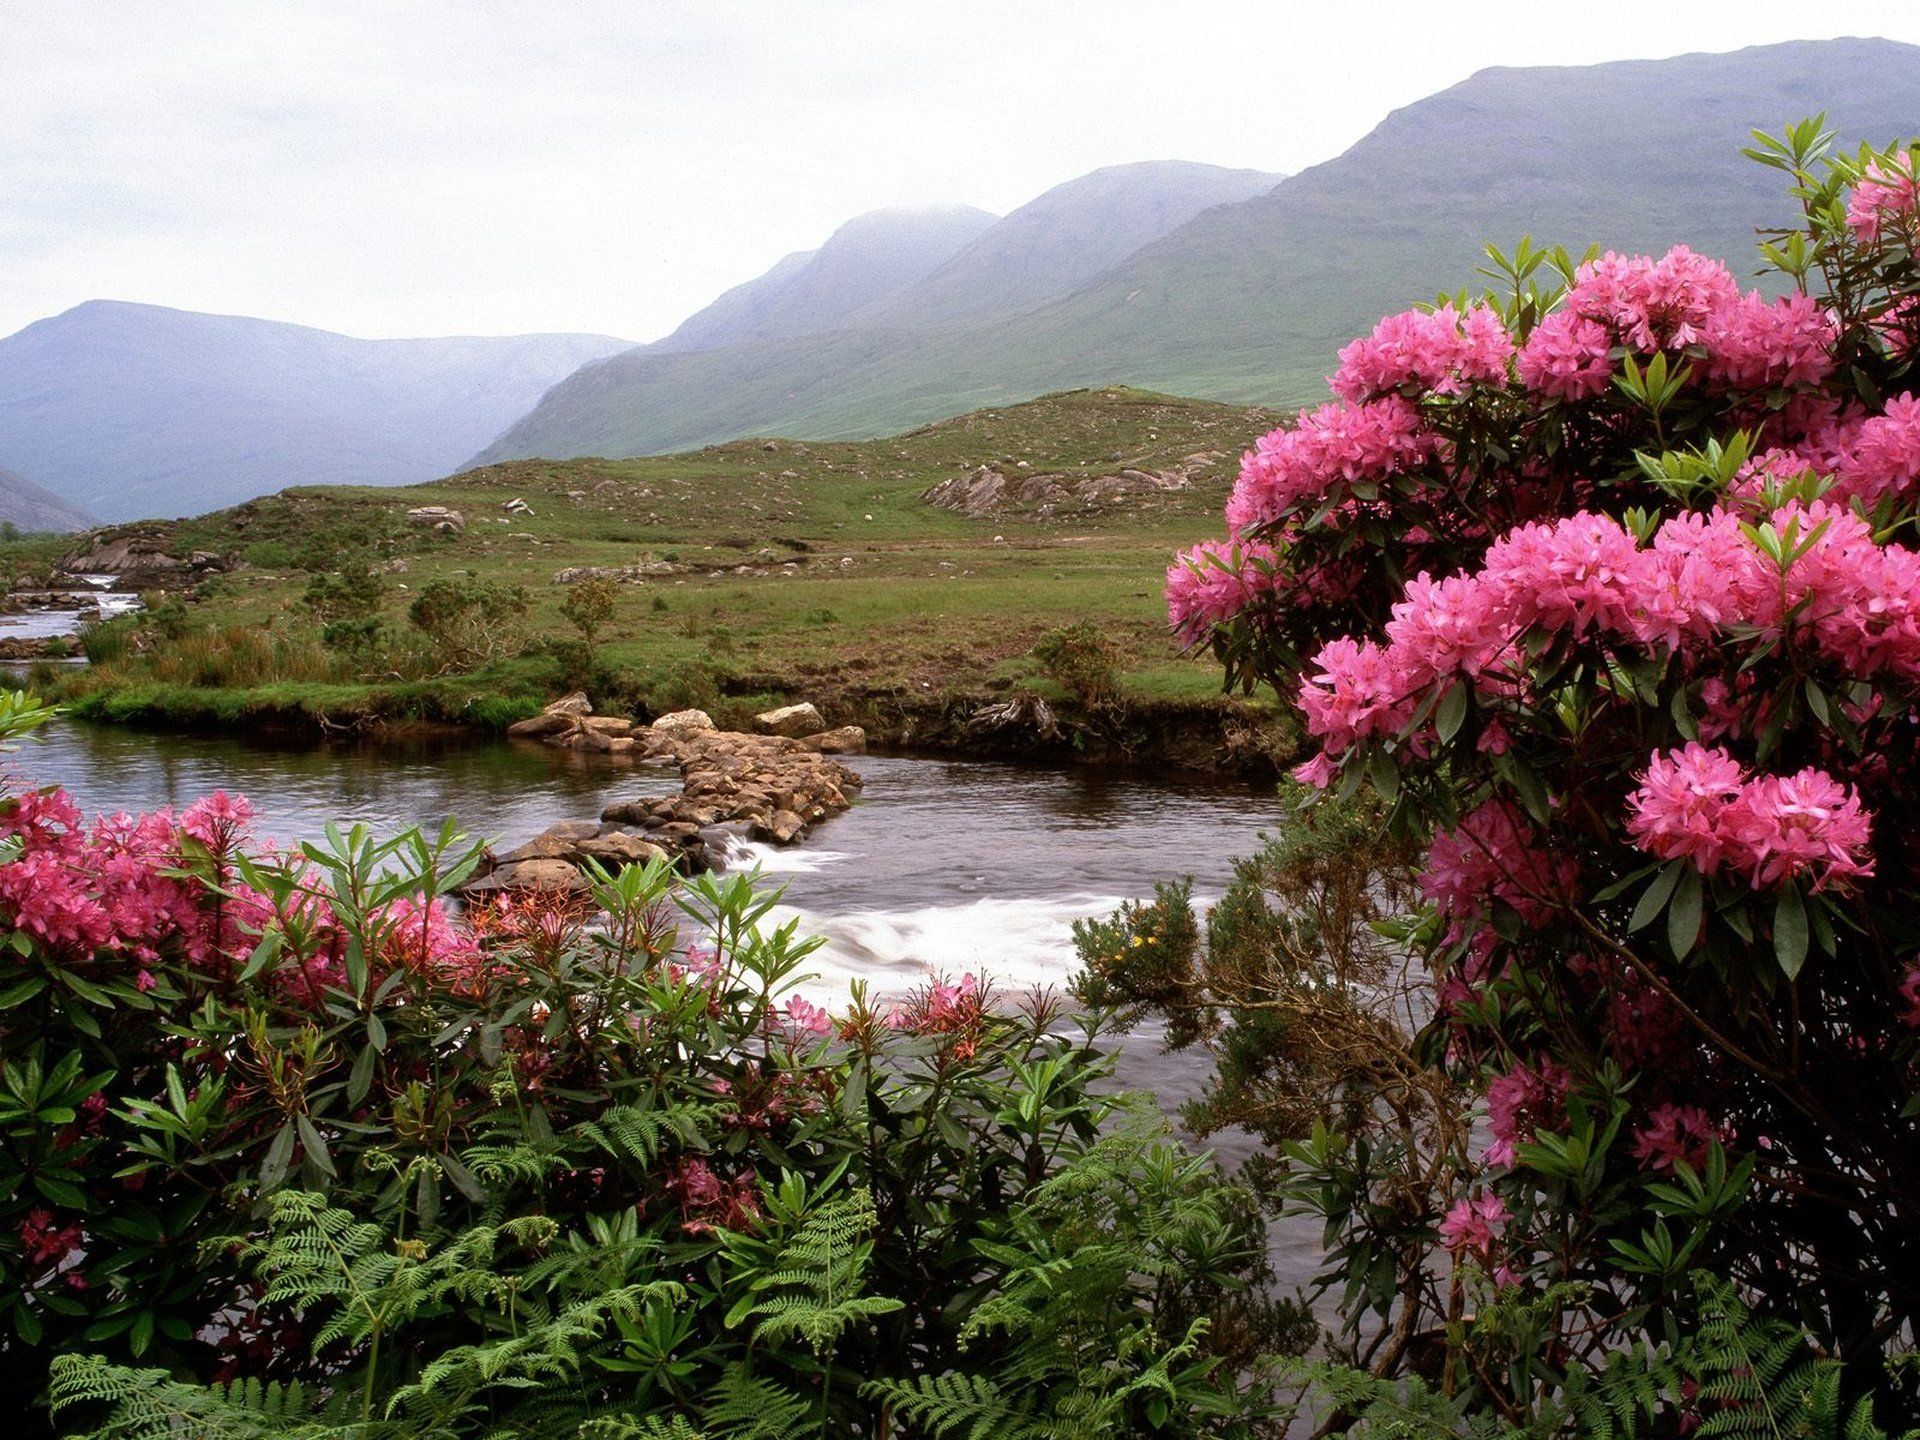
[5,1,1918,344]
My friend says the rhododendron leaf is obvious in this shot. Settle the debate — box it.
[238,930,281,983]
[295,1115,335,1178]
[1436,683,1469,743]
[259,1122,296,1192]
[440,1152,486,1204]
[33,1172,85,1209]
[347,1043,376,1107]
[1774,888,1810,979]
[1668,870,1705,959]
[1593,862,1661,906]
[0,973,47,1008]
[56,968,111,1006]
[1367,751,1401,804]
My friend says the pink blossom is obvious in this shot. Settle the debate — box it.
[1516,310,1614,400]
[1631,1103,1722,1172]
[1484,1059,1569,1167]
[1421,800,1578,932]
[1165,537,1284,645]
[784,996,834,1037]
[1438,1191,1509,1258]
[1846,156,1919,243]
[1330,303,1513,403]
[1626,745,1873,892]
[1700,292,1836,391]
[1565,246,1739,352]
[1225,396,1437,534]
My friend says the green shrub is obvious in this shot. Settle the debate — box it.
[1033,621,1120,704]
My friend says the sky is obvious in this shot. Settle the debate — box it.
[5,1,1918,345]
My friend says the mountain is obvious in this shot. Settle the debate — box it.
[851,161,1284,331]
[479,37,1920,466]
[0,301,634,520]
[649,204,998,353]
[0,465,93,533]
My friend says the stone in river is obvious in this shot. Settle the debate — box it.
[470,857,587,892]
[753,702,825,738]
[576,832,667,867]
[651,709,715,735]
[507,711,575,739]
[800,725,867,755]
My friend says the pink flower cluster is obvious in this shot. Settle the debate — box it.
[663,1157,763,1236]
[1564,246,1739,352]
[1165,538,1284,646]
[0,788,244,968]
[1630,1102,1723,1173]
[1516,248,1836,401]
[1625,744,1872,892]
[1330,304,1514,403]
[1224,395,1437,534]
[1516,310,1614,400]
[1296,502,1920,769]
[1438,1191,1511,1276]
[1420,800,1579,932]
[1819,394,1920,508]
[1847,157,1919,244]
[1485,1058,1568,1167]
[1699,293,1837,390]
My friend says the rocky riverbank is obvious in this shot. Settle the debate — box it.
[469,695,867,893]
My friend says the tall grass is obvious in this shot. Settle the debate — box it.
[134,626,355,688]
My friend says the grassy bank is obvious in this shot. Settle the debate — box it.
[10,387,1297,769]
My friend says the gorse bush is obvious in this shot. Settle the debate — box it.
[1160,118,1920,1423]
[0,690,1304,1438]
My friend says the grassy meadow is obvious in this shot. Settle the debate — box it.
[11,387,1293,762]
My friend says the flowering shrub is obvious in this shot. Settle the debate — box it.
[0,692,1305,1436]
[1168,119,1920,1417]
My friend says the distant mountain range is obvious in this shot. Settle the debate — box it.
[481,37,1920,465]
[0,303,632,520]
[7,37,1918,522]
[0,465,93,533]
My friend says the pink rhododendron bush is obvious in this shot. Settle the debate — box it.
[1168,121,1920,1406]
[0,691,1304,1436]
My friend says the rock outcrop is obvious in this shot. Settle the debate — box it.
[921,452,1222,519]
[477,698,866,894]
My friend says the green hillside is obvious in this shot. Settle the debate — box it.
[31,389,1286,748]
[479,37,1920,464]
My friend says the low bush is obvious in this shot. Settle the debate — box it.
[0,691,1307,1438]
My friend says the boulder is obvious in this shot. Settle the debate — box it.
[651,709,715,735]
[756,809,807,844]
[801,725,867,755]
[544,691,594,717]
[576,833,668,867]
[469,857,587,892]
[580,715,633,736]
[753,702,825,738]
[506,711,575,739]
[405,506,465,533]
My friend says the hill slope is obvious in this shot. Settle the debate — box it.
[480,37,1920,464]
[648,205,998,353]
[0,465,93,532]
[0,302,634,521]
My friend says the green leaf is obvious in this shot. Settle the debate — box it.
[1435,682,1469,743]
[260,1122,297,1192]
[1774,886,1810,979]
[1668,869,1704,959]
[1629,862,1684,933]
